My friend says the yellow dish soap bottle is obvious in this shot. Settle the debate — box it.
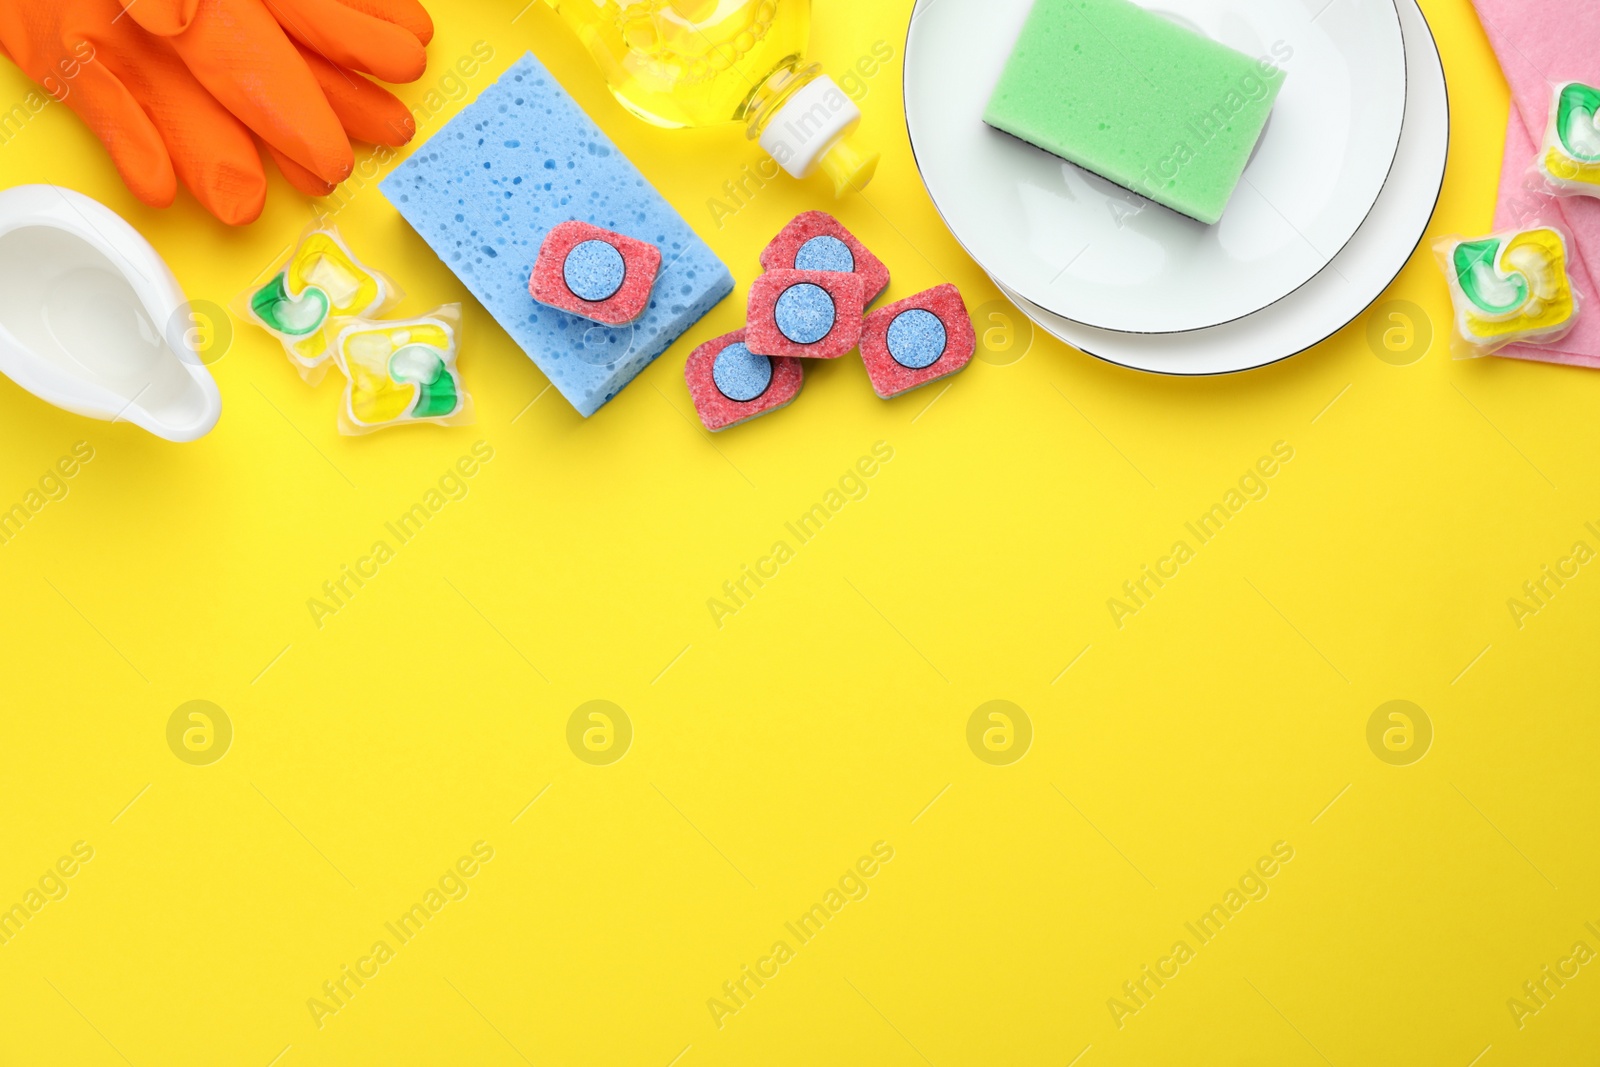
[541,0,879,195]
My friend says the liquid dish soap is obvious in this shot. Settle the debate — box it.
[541,0,878,195]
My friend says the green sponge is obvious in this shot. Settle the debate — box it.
[984,0,1286,225]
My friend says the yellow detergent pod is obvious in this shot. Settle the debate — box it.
[240,225,400,384]
[1442,227,1577,355]
[1542,146,1600,188]
[1539,82,1600,196]
[333,307,469,435]
[284,234,387,363]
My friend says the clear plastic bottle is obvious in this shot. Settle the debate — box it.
[541,0,878,195]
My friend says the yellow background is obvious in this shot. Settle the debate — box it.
[2,0,1597,1063]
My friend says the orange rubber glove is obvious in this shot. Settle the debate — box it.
[296,42,418,149]
[130,0,433,78]
[265,143,340,199]
[124,0,433,187]
[270,40,421,196]
[277,5,430,197]
[0,0,268,224]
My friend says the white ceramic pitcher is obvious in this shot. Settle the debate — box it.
[0,185,222,442]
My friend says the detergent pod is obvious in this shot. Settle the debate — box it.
[1434,223,1581,359]
[1534,81,1600,199]
[237,223,401,384]
[859,284,976,398]
[330,304,473,435]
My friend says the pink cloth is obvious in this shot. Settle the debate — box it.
[1475,0,1600,367]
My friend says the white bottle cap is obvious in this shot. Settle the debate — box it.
[759,75,862,180]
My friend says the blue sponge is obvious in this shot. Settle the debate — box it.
[380,53,734,417]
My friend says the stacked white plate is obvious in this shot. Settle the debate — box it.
[903,0,1448,374]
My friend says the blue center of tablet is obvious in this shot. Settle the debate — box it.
[712,342,773,402]
[794,235,854,273]
[564,239,625,301]
[774,283,836,344]
[886,309,947,369]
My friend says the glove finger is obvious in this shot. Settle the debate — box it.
[263,141,337,198]
[123,0,202,36]
[109,37,267,225]
[294,42,415,146]
[332,0,435,46]
[167,0,354,186]
[58,61,178,209]
[160,101,268,226]
[267,0,427,84]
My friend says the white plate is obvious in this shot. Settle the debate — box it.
[905,0,1407,333]
[994,0,1445,375]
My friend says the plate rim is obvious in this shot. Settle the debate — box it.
[902,0,1411,334]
